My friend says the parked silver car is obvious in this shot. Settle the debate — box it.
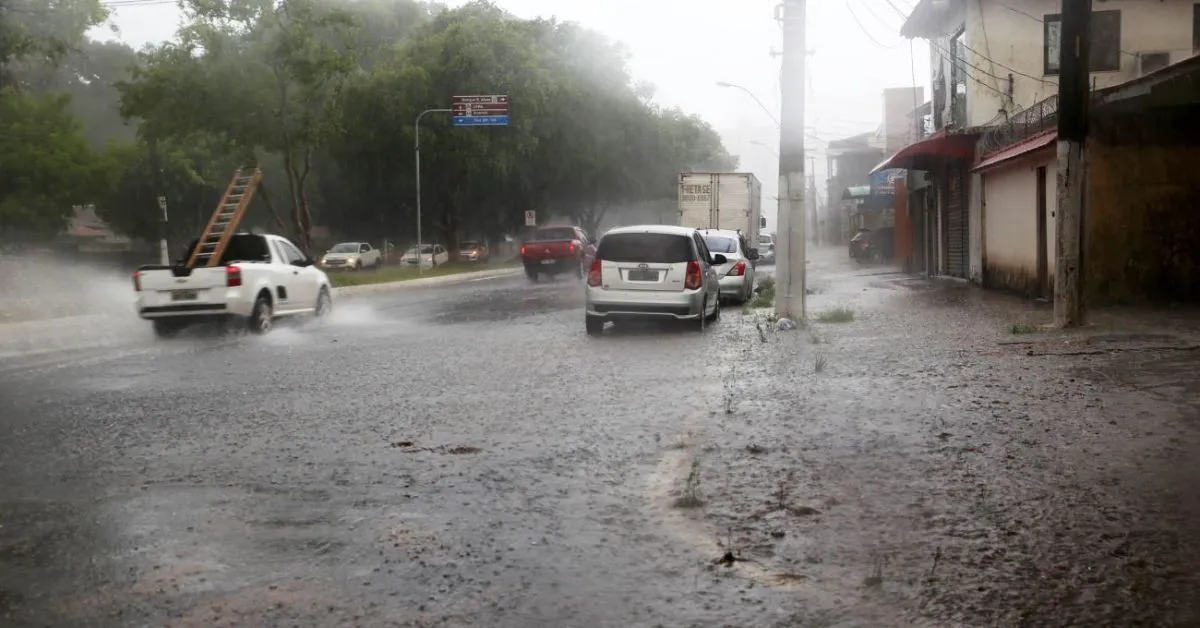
[700,229,758,304]
[584,225,725,335]
[757,233,776,265]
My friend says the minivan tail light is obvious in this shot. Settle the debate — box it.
[132,271,141,292]
[684,260,702,290]
[226,265,242,287]
[728,261,746,277]
[569,241,578,253]
[520,245,526,256]
[587,257,603,287]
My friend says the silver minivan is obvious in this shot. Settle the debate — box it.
[584,225,726,335]
[700,229,758,304]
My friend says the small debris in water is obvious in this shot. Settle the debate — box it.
[777,318,798,331]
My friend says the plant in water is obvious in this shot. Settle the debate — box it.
[813,351,828,373]
[816,306,855,323]
[674,457,704,508]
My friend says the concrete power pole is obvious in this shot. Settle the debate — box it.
[807,155,818,246]
[775,0,807,320]
[1054,0,1091,328]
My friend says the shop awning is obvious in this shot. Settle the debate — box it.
[972,130,1057,173]
[841,186,871,200]
[870,129,979,174]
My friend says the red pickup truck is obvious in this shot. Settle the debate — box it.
[520,226,596,283]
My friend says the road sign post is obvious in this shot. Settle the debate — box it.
[451,95,509,127]
[414,95,509,275]
[524,210,536,227]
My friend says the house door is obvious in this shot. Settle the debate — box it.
[944,163,968,278]
[1035,166,1049,299]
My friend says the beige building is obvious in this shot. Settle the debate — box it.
[880,0,1200,299]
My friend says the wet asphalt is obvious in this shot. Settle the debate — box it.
[8,255,1200,628]
[0,269,798,628]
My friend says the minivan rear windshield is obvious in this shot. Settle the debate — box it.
[597,233,695,264]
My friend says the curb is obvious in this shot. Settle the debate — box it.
[331,267,522,297]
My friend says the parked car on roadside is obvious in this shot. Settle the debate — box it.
[459,240,490,263]
[402,244,449,267]
[321,242,382,270]
[757,233,776,265]
[584,225,724,335]
[700,228,758,304]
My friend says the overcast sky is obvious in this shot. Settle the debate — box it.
[94,0,931,230]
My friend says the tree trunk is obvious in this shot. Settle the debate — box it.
[282,149,310,255]
[256,181,294,239]
[296,146,316,255]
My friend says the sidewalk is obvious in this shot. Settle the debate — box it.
[663,247,1200,626]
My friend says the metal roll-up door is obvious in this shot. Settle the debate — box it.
[945,163,968,278]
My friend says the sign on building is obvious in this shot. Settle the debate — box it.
[869,169,906,196]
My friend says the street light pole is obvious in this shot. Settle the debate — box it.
[776,0,807,320]
[716,81,781,128]
[415,108,451,275]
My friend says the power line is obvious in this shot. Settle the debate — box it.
[844,0,903,49]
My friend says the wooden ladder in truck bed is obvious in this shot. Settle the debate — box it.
[186,167,263,268]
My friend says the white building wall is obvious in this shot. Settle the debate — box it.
[981,154,1057,288]
[964,0,1198,127]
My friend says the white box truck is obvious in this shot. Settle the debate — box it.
[677,172,764,245]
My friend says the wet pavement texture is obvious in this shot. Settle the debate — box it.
[2,251,1200,627]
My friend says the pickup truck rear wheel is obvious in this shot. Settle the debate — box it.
[585,316,604,336]
[525,266,539,283]
[249,293,273,334]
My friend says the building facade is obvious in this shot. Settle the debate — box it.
[879,0,1200,301]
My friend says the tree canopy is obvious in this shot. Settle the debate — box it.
[1,0,737,254]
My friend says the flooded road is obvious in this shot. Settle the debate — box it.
[3,253,1200,627]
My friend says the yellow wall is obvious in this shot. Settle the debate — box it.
[1086,140,1200,303]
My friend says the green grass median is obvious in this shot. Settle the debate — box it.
[327,260,519,288]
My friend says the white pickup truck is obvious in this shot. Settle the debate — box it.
[133,233,334,337]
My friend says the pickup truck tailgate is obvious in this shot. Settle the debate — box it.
[137,266,230,310]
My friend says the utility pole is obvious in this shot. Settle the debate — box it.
[774,0,807,320]
[1054,0,1091,328]
[148,135,169,264]
[807,155,818,246]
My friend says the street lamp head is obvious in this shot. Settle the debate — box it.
[716,81,733,88]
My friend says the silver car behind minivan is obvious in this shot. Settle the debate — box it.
[584,225,726,336]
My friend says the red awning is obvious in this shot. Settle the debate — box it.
[972,130,1057,173]
[869,129,979,174]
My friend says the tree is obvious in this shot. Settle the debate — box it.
[0,0,109,88]
[0,88,103,233]
[119,0,363,254]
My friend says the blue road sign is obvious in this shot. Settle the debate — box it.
[452,115,509,126]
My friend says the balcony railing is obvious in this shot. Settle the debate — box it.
[978,94,1058,155]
